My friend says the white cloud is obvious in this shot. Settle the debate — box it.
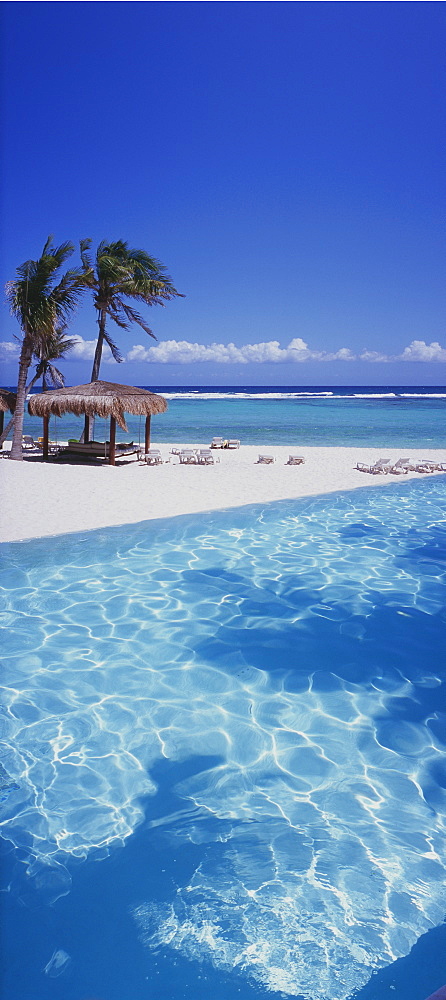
[2,335,444,369]
[126,338,359,365]
[128,339,287,364]
[0,341,20,361]
[399,340,446,362]
[327,347,356,361]
[0,336,117,365]
[359,349,389,362]
[126,336,446,365]
[67,336,116,363]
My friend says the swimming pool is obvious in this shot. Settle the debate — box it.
[1,477,445,999]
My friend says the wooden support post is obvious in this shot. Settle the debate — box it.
[0,411,3,449]
[82,414,94,443]
[43,415,49,461]
[109,416,116,465]
[145,415,151,453]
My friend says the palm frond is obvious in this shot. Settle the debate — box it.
[103,329,124,363]
[6,240,80,339]
[41,234,55,256]
[106,306,129,331]
[85,239,183,380]
[46,363,65,388]
[80,238,93,270]
[120,302,156,338]
[51,267,86,318]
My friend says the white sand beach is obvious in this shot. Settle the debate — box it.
[1,444,445,543]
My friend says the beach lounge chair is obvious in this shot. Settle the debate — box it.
[417,459,437,473]
[355,458,391,474]
[227,439,240,448]
[210,437,226,448]
[197,449,219,464]
[397,458,431,473]
[367,458,392,474]
[22,435,41,451]
[141,449,163,465]
[179,449,198,464]
[388,458,411,474]
[37,436,60,455]
[286,455,305,465]
[257,455,275,464]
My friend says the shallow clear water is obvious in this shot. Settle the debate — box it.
[1,477,446,999]
[21,384,446,447]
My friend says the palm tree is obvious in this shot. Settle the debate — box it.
[6,237,85,460]
[0,329,78,449]
[80,239,183,383]
[33,327,78,391]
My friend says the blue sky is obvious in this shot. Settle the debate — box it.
[1,1,445,386]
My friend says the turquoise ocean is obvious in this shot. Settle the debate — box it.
[21,384,446,448]
[1,385,446,1000]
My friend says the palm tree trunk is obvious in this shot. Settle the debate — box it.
[0,371,40,448]
[91,307,106,382]
[9,336,34,460]
[83,306,106,441]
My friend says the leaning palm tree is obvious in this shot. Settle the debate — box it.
[80,239,183,382]
[6,237,85,460]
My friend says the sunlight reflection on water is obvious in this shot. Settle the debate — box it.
[1,477,445,999]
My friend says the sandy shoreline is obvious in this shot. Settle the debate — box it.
[1,443,445,543]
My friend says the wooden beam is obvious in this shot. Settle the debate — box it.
[145,415,151,453]
[43,415,49,460]
[109,416,116,465]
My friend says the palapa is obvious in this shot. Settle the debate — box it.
[0,389,16,446]
[28,380,167,463]
[0,389,16,413]
[28,380,167,430]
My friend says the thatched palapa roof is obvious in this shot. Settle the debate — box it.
[28,380,167,431]
[0,389,16,413]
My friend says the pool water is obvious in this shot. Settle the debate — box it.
[1,477,446,1000]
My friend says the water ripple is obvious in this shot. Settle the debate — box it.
[1,477,446,998]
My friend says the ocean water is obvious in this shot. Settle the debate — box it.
[20,384,446,448]
[1,475,446,1000]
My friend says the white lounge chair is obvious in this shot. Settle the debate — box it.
[227,439,240,449]
[400,458,436,473]
[286,455,305,465]
[141,449,163,465]
[22,435,41,451]
[197,449,218,464]
[37,436,60,455]
[257,455,275,464]
[371,458,392,473]
[388,458,411,474]
[420,459,440,472]
[179,449,198,464]
[210,437,226,448]
[355,458,392,474]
